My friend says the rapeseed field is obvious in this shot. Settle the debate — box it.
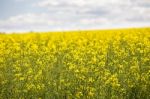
[0,28,150,99]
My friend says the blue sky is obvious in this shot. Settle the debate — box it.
[0,0,150,32]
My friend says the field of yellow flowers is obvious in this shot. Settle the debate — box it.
[0,28,150,99]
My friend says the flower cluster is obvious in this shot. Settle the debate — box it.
[0,28,150,99]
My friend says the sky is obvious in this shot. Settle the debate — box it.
[0,0,150,32]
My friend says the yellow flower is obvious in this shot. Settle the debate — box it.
[89,77,94,83]
[19,77,25,81]
[76,91,83,98]
[88,91,94,97]
[31,44,38,51]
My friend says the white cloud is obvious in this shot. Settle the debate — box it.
[0,13,56,32]
[0,0,150,32]
[0,12,112,32]
[34,0,150,22]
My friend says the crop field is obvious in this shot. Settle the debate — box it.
[0,28,150,99]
